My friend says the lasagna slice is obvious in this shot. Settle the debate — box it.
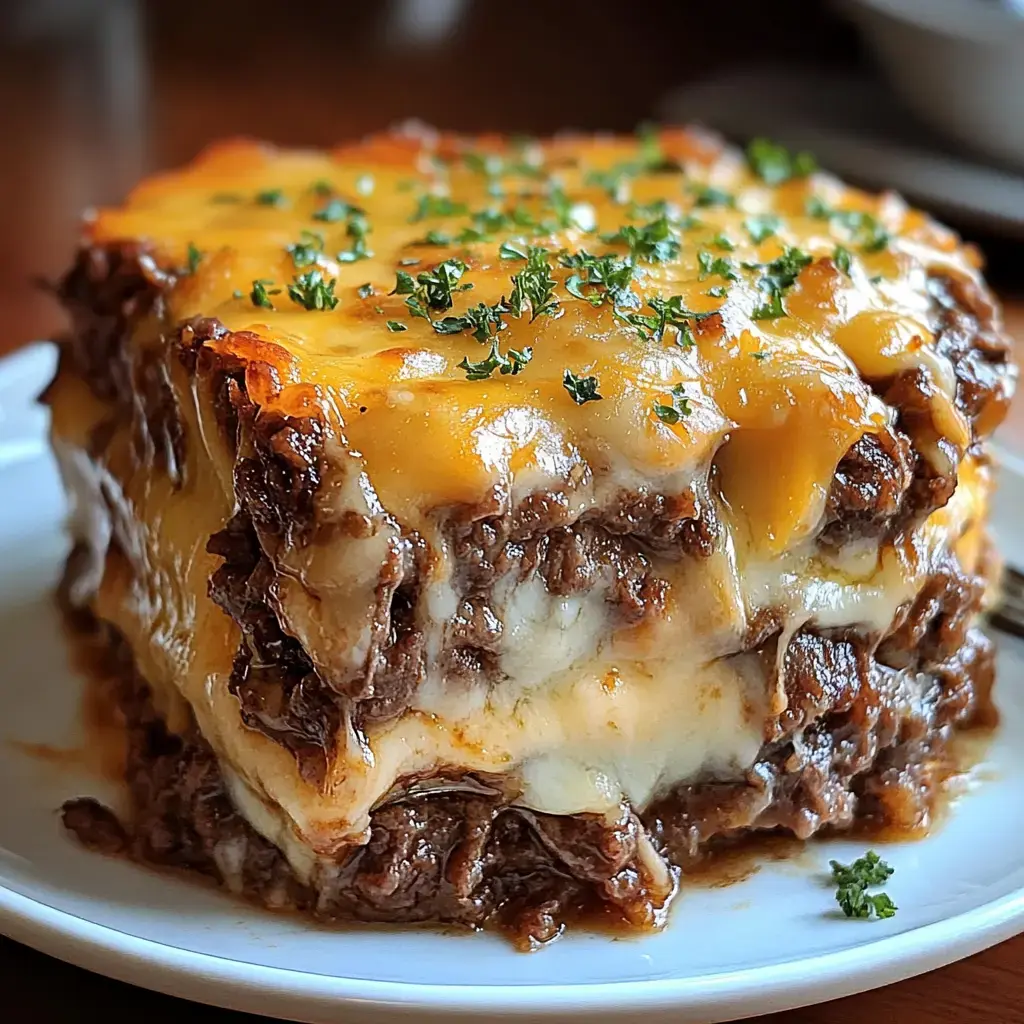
[49,128,1016,943]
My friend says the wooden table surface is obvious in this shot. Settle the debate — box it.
[1,2,1023,1020]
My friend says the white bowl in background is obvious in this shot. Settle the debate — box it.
[843,0,1024,170]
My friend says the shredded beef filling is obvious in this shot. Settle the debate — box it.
[62,544,994,943]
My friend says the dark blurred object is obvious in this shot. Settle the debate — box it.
[0,0,856,345]
[842,0,1024,171]
[662,65,1024,242]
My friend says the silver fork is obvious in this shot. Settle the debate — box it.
[989,565,1024,640]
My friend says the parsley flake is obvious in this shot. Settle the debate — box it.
[698,250,739,282]
[560,250,635,307]
[458,338,532,381]
[286,230,325,268]
[357,283,374,299]
[255,188,286,207]
[747,246,813,320]
[830,852,897,921]
[313,198,362,223]
[806,199,890,252]
[653,383,692,424]
[499,240,529,261]
[385,320,407,332]
[249,279,280,309]
[410,195,469,222]
[601,215,681,263]
[744,214,782,244]
[563,369,602,405]
[745,138,817,185]
[287,270,339,311]
[691,184,735,208]
[337,211,372,262]
[834,245,853,275]
[391,258,470,319]
[616,295,714,347]
[509,246,558,320]
[185,242,203,275]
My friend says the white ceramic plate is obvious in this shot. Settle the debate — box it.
[1,343,1023,1024]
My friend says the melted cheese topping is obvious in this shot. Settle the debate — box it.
[89,129,978,553]
[53,129,1001,860]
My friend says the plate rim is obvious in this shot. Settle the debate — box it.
[2,847,1023,1019]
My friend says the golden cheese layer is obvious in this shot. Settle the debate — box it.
[51,127,1006,872]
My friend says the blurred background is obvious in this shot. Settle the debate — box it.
[1,0,1023,347]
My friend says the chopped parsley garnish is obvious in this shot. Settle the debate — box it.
[745,138,816,185]
[462,150,504,177]
[636,123,679,173]
[433,300,508,343]
[357,282,374,299]
[616,295,714,347]
[286,230,325,268]
[751,291,786,321]
[747,246,812,320]
[287,270,339,311]
[509,246,558,320]
[255,188,286,207]
[697,250,739,282]
[690,184,735,208]
[711,232,735,251]
[185,242,203,275]
[834,244,853,275]
[458,338,533,381]
[560,250,635,307]
[499,240,529,261]
[390,258,470,318]
[249,279,280,309]
[805,195,832,219]
[563,369,603,405]
[313,198,362,223]
[546,184,595,232]
[310,179,334,196]
[601,215,681,263]
[744,214,782,244]
[337,211,372,262]
[653,383,692,424]
[759,246,813,293]
[385,320,407,332]
[627,199,697,229]
[707,285,728,298]
[585,166,637,204]
[830,852,897,920]
[806,198,890,252]
[409,194,469,222]
[416,229,453,246]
